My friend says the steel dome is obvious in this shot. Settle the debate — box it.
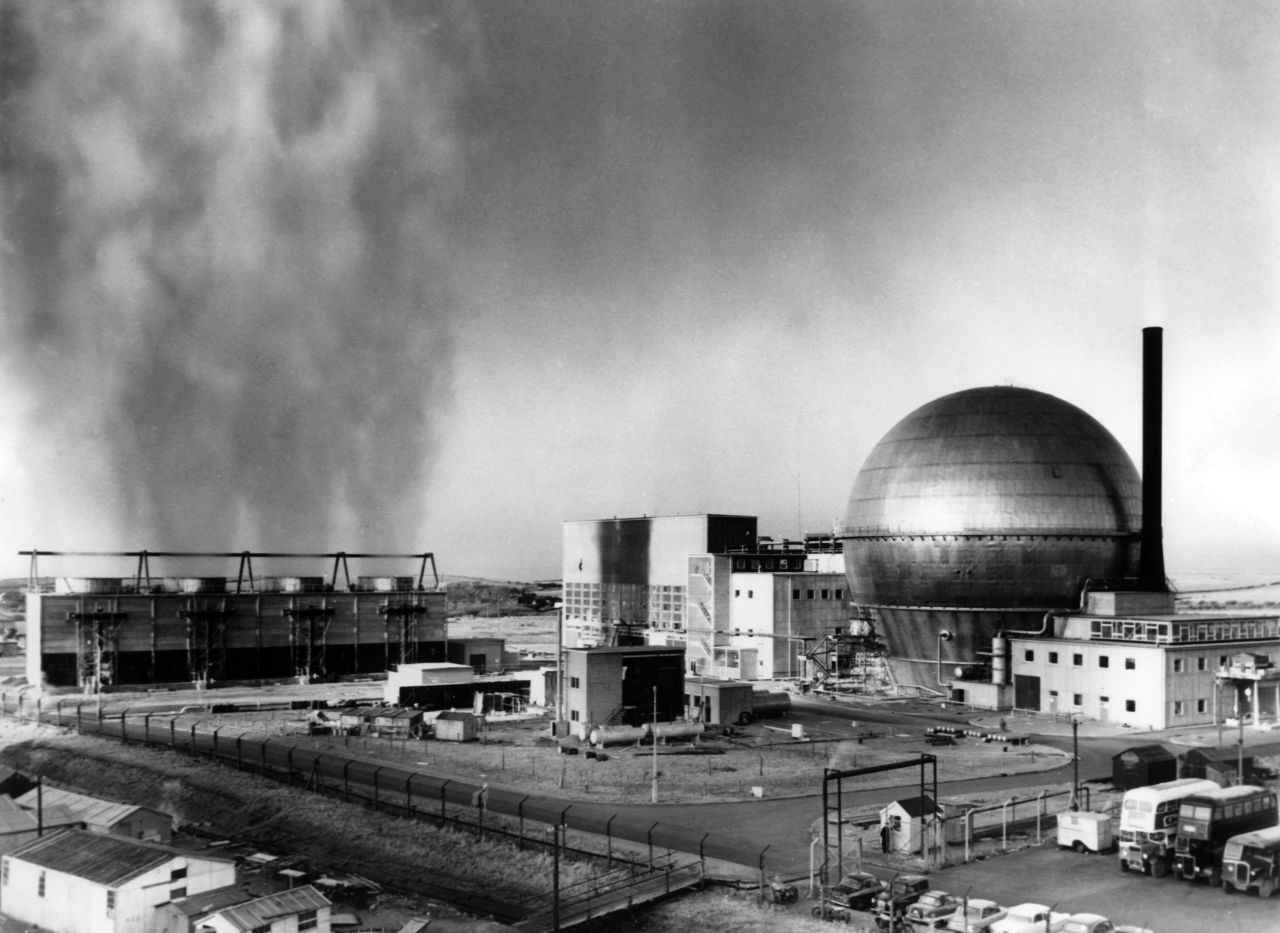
[841,386,1142,611]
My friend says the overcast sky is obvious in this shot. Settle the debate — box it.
[2,1,1278,585]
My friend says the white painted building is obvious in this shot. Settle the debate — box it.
[1006,591,1280,730]
[0,828,236,933]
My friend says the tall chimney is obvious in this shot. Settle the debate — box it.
[1138,326,1168,591]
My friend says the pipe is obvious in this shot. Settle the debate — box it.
[1138,326,1168,592]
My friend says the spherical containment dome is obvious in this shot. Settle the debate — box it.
[842,386,1142,610]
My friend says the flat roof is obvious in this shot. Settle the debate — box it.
[565,645,685,655]
[562,513,756,525]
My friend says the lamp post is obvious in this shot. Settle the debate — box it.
[1070,717,1080,811]
[651,685,659,803]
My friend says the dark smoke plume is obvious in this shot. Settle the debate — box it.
[1,1,473,553]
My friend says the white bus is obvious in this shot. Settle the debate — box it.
[1118,778,1219,876]
[1221,824,1280,897]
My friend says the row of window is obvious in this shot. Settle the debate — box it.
[1048,690,1138,713]
[732,588,845,600]
[1171,699,1212,715]
[1024,649,1270,672]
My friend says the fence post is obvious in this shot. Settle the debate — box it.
[440,780,449,826]
[758,845,771,903]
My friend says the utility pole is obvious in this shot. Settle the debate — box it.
[1070,718,1079,811]
[651,684,659,803]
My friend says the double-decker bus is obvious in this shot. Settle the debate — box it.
[1221,824,1280,897]
[1118,778,1219,876]
[1172,785,1278,883]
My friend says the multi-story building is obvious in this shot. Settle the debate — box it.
[562,516,860,680]
[1006,590,1280,730]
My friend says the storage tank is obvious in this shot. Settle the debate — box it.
[589,724,650,746]
[279,577,325,594]
[991,633,1009,687]
[173,577,226,594]
[650,721,704,742]
[360,576,415,592]
[840,386,1142,688]
[55,578,121,594]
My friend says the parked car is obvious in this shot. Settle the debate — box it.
[904,891,964,931]
[1058,914,1114,933]
[990,903,1070,933]
[873,874,933,930]
[945,899,1008,933]
[813,872,888,922]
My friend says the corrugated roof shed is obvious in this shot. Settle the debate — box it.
[168,884,255,919]
[0,804,81,835]
[8,829,229,886]
[215,884,329,931]
[15,785,161,829]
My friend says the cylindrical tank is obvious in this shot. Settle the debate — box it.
[589,724,650,746]
[173,577,226,594]
[991,633,1009,687]
[751,692,791,718]
[279,577,325,594]
[841,386,1142,687]
[360,576,415,592]
[55,578,121,594]
[650,721,704,742]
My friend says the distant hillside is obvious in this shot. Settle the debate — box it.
[445,579,559,617]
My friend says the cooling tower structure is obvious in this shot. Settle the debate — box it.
[21,551,446,691]
[839,385,1144,692]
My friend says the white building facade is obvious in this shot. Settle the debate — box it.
[0,829,236,933]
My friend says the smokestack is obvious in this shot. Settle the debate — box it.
[1138,326,1168,591]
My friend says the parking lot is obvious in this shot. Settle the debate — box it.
[926,843,1276,933]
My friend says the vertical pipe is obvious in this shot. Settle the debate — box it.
[1139,326,1168,591]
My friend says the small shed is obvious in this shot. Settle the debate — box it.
[15,785,173,843]
[1112,744,1178,790]
[1179,746,1257,786]
[434,711,479,742]
[337,706,381,736]
[879,794,960,855]
[684,677,756,726]
[447,638,505,673]
[371,707,424,739]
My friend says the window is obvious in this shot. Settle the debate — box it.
[821,589,829,599]
[1072,654,1083,666]
[171,887,186,899]
[1072,694,1082,706]
[1124,657,1136,670]
[251,925,270,933]
[1174,701,1184,715]
[1024,650,1034,662]
[747,590,753,598]
[1197,698,1207,714]
[807,590,815,599]
[1173,658,1184,673]
[38,871,45,897]
[107,890,116,912]
[1099,656,1110,669]
[1,859,7,886]
[734,589,740,597]
[299,910,319,932]
[1125,699,1136,712]
[1197,657,1208,671]
[792,590,800,600]
[835,589,844,599]
[171,867,187,880]
[569,676,580,689]
[570,710,579,721]
[1048,652,1059,664]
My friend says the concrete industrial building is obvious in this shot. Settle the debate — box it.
[20,551,446,690]
[560,645,685,733]
[562,516,859,679]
